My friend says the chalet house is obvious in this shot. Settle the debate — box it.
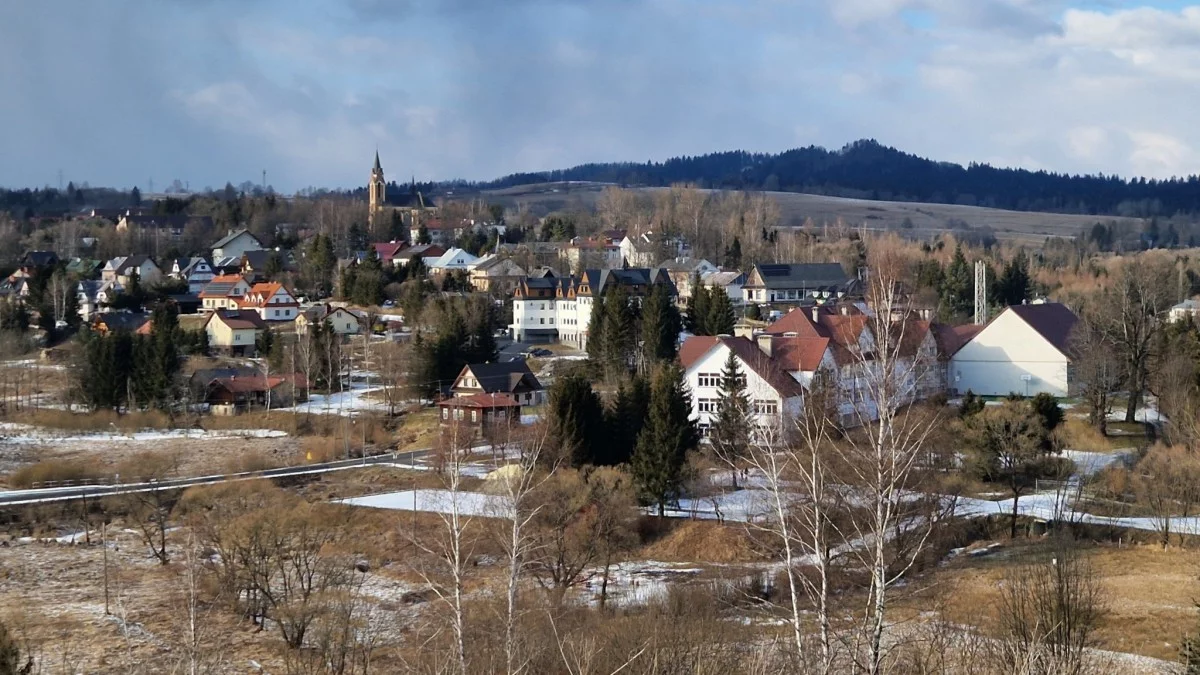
[169,257,215,294]
[949,302,1079,398]
[742,263,855,307]
[204,309,267,356]
[657,257,719,300]
[199,274,252,312]
[437,393,522,433]
[701,271,747,305]
[237,282,300,322]
[295,303,362,338]
[468,256,527,294]
[210,229,264,261]
[394,244,446,268]
[101,255,162,287]
[77,280,123,320]
[91,312,150,336]
[205,373,307,415]
[450,362,544,405]
[19,251,59,275]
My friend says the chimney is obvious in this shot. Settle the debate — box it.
[756,333,774,357]
[811,306,820,323]
[841,304,850,316]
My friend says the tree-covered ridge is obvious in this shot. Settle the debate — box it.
[479,139,1200,217]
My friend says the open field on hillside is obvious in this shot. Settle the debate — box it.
[476,182,1144,243]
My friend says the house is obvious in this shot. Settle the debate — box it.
[701,271,747,305]
[295,303,363,338]
[101,255,162,287]
[167,293,202,315]
[210,229,264,261]
[372,241,408,266]
[410,218,484,246]
[437,393,522,433]
[240,249,293,281]
[949,302,1079,398]
[564,237,623,271]
[657,257,719,300]
[450,362,544,405]
[237,282,300,322]
[199,274,252,312]
[91,312,150,336]
[117,214,213,239]
[77,280,123,320]
[204,309,268,356]
[426,247,479,273]
[169,257,215,294]
[19,251,60,274]
[509,267,676,349]
[65,258,103,279]
[205,373,308,415]
[742,263,855,306]
[619,234,661,267]
[394,244,446,268]
[1169,299,1200,323]
[468,256,527,294]
[680,335,806,437]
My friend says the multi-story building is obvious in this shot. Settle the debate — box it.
[509,267,676,349]
[741,263,857,308]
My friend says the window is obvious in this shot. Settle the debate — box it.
[442,408,449,420]
[697,372,721,388]
[455,408,464,420]
[471,410,478,422]
[549,318,555,325]
[698,423,711,438]
[540,318,545,325]
[753,400,778,415]
[697,398,719,413]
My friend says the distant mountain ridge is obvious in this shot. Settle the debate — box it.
[467,139,1200,218]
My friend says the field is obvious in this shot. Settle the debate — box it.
[477,182,1143,243]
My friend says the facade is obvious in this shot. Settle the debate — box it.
[101,255,162,287]
[450,362,544,405]
[77,280,123,320]
[509,267,676,349]
[205,374,307,415]
[1169,299,1200,323]
[949,303,1078,398]
[564,237,623,271]
[742,263,854,306]
[437,393,522,433]
[295,303,363,337]
[468,256,527,294]
[200,274,252,311]
[237,282,300,322]
[204,309,268,356]
[680,335,806,438]
[210,229,264,261]
[658,257,719,300]
[169,257,215,294]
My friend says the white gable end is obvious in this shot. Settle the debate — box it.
[949,310,1070,397]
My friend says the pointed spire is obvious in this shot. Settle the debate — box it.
[373,150,382,172]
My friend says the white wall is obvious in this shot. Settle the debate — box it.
[684,343,801,436]
[950,310,1070,397]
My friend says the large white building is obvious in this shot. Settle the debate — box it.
[949,303,1078,398]
[509,268,675,350]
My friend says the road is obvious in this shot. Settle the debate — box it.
[0,448,431,507]
[497,337,532,362]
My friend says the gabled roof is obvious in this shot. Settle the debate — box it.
[457,362,543,394]
[22,250,59,268]
[238,282,297,308]
[769,336,832,373]
[748,263,850,289]
[428,248,479,268]
[199,274,248,298]
[702,271,746,287]
[181,257,212,275]
[1004,303,1080,357]
[93,312,150,333]
[211,228,263,250]
[680,335,805,398]
[395,244,446,259]
[207,309,267,331]
[931,323,982,360]
[208,373,308,394]
[373,242,407,260]
[656,257,714,273]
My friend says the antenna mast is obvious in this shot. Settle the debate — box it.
[974,261,988,325]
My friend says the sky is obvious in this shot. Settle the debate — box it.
[2,0,1200,193]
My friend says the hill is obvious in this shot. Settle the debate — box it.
[476,181,1142,244]
[471,140,1200,218]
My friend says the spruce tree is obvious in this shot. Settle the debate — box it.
[692,285,712,335]
[941,244,973,318]
[547,373,606,467]
[684,272,703,333]
[995,250,1031,307]
[605,375,650,465]
[724,237,742,269]
[640,283,681,365]
[711,349,752,488]
[586,292,607,362]
[601,286,635,379]
[632,362,699,516]
[706,286,735,336]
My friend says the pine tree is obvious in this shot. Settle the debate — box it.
[632,362,699,516]
[995,250,1031,306]
[711,349,752,488]
[148,303,181,407]
[941,244,973,318]
[605,375,650,466]
[690,284,712,335]
[547,373,606,467]
[706,286,735,336]
[640,283,681,365]
[724,237,742,269]
[684,272,703,333]
[586,292,607,362]
[417,225,431,245]
[601,286,635,379]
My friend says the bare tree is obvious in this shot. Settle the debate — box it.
[1134,444,1200,548]
[48,269,74,325]
[1095,256,1174,423]
[1071,312,1122,435]
[117,451,183,565]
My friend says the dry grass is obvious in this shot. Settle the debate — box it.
[1061,417,1117,452]
[395,408,442,450]
[636,519,763,564]
[7,459,104,488]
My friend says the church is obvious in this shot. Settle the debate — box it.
[367,151,437,234]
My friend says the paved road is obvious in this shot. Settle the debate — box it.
[497,338,532,362]
[0,448,431,507]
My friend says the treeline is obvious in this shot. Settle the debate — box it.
[478,139,1200,217]
[408,296,500,398]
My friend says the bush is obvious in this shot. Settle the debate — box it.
[7,459,104,488]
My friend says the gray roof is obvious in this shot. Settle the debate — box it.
[1006,303,1079,357]
[749,263,850,290]
[211,228,262,250]
[458,362,543,394]
[581,267,676,296]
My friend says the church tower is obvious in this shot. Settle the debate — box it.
[368,151,386,226]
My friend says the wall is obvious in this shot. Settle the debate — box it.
[950,310,1070,397]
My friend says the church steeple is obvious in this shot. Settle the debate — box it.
[369,150,386,226]
[374,150,382,173]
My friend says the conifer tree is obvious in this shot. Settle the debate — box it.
[605,375,650,465]
[601,285,635,379]
[711,349,751,488]
[586,292,607,362]
[995,250,1031,306]
[640,283,681,365]
[941,244,974,317]
[684,272,703,333]
[547,372,606,467]
[632,362,699,516]
[706,286,736,336]
[724,236,742,269]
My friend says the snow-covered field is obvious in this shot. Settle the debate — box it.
[274,383,394,416]
[341,488,515,518]
[0,422,287,445]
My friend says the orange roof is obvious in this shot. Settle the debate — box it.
[678,335,805,398]
[769,336,831,372]
[135,320,154,335]
[238,282,296,309]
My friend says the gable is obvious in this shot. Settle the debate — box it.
[954,310,1070,364]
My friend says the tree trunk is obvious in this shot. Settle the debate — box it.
[1126,370,1142,423]
[1011,491,1020,540]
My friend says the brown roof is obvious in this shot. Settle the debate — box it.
[1006,303,1079,357]
[767,308,869,366]
[437,393,521,409]
[931,323,983,360]
[768,336,831,372]
[679,335,804,398]
[210,373,308,393]
[209,309,267,331]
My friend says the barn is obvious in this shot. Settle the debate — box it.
[949,303,1079,398]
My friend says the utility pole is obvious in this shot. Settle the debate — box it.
[974,261,988,325]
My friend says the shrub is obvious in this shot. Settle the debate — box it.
[7,459,104,488]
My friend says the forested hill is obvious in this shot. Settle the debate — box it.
[477,140,1200,218]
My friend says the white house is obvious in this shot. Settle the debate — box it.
[211,229,264,261]
[237,282,300,322]
[199,274,252,312]
[680,335,806,437]
[77,280,123,320]
[426,247,479,273]
[101,255,162,287]
[949,303,1078,398]
[1169,299,1200,323]
[700,270,747,305]
[170,257,215,294]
